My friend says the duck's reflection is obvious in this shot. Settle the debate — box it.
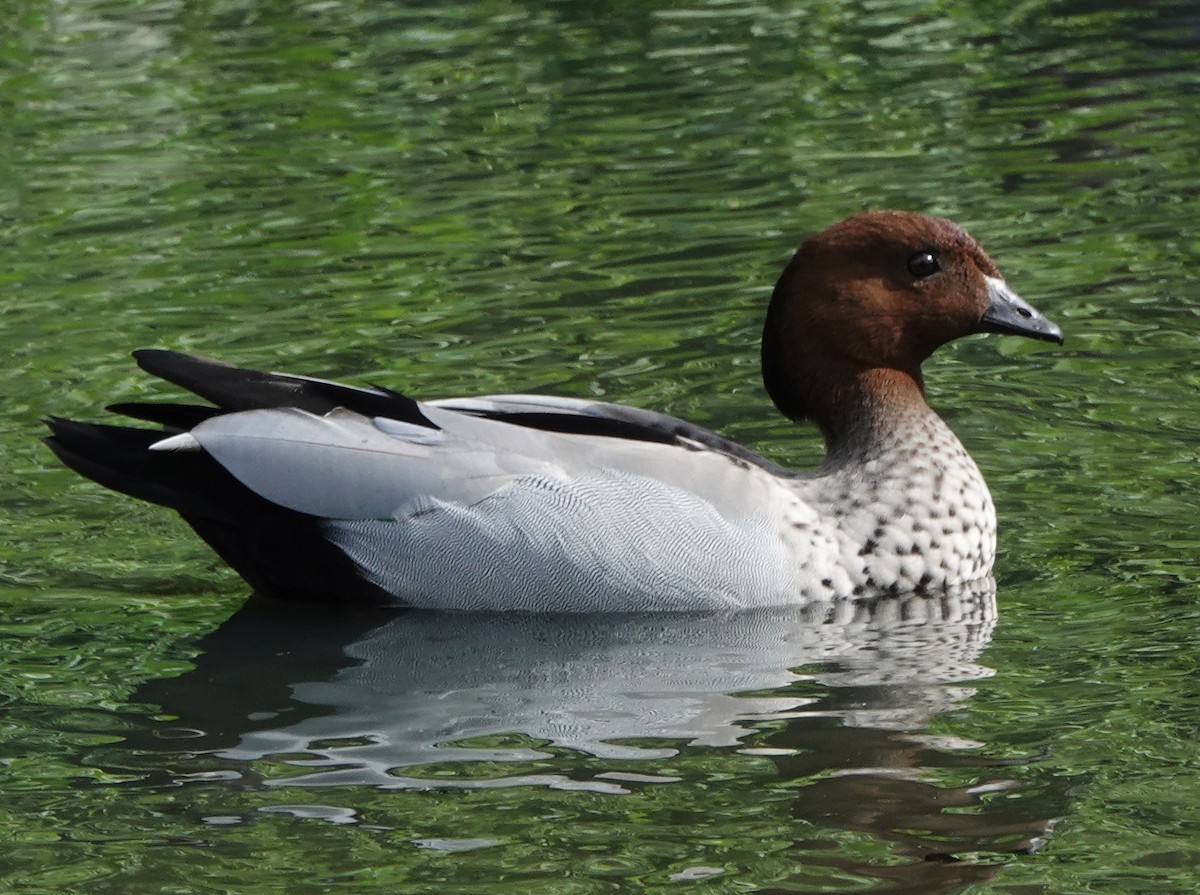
[130,579,1056,880]
[136,583,996,774]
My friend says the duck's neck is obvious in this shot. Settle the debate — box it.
[792,366,998,594]
[802,366,934,465]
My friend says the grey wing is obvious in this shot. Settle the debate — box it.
[160,399,787,526]
[153,405,557,520]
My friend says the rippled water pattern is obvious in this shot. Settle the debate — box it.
[2,1,1198,892]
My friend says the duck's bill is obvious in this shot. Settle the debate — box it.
[979,277,1064,344]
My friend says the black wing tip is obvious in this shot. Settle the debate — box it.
[131,347,178,367]
[133,348,241,380]
[44,415,105,441]
[105,401,219,429]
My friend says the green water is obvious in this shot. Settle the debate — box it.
[3,0,1198,892]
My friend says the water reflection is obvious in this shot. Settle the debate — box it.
[126,582,1053,863]
[134,584,998,782]
[769,710,1053,891]
[113,581,1067,891]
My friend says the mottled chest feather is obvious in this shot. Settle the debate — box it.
[782,413,996,599]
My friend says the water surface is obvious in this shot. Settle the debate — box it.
[2,1,1198,892]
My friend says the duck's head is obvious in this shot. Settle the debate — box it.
[762,210,1062,428]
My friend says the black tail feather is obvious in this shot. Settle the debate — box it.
[44,349,434,605]
[105,401,220,430]
[44,416,393,605]
[45,418,235,520]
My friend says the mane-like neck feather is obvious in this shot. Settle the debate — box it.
[761,254,930,456]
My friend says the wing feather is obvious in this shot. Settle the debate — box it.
[186,401,777,525]
[185,407,549,519]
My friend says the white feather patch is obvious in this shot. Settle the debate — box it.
[148,432,202,452]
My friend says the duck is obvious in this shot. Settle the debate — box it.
[45,211,1062,611]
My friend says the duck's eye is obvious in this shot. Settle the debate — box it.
[907,251,941,278]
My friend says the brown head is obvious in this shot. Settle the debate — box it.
[761,211,1062,441]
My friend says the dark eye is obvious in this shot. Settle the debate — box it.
[907,251,941,278]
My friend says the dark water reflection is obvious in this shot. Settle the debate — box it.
[120,580,1055,885]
